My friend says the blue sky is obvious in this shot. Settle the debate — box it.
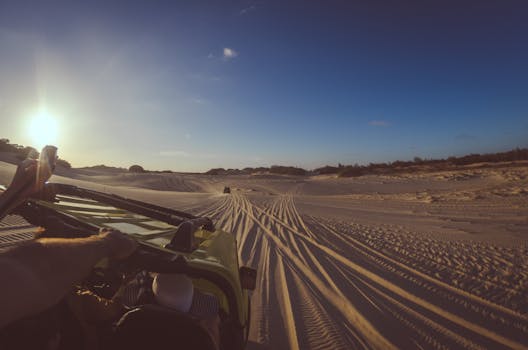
[0,0,527,171]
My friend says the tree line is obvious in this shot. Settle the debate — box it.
[205,148,528,177]
[2,139,526,177]
[0,138,71,168]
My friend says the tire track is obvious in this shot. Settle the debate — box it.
[198,192,528,350]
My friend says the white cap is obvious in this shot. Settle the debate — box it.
[152,273,194,313]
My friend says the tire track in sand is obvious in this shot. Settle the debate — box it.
[223,194,396,349]
[199,192,527,350]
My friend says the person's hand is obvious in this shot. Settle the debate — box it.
[7,158,52,198]
[8,159,38,194]
[98,228,138,260]
[0,159,38,218]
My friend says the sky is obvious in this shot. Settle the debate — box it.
[0,0,527,172]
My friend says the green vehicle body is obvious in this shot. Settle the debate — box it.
[20,183,253,349]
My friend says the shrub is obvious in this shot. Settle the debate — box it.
[128,165,145,173]
[314,166,339,175]
[56,158,71,168]
[269,165,307,176]
[14,146,38,160]
[205,168,226,175]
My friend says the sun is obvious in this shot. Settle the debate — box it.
[28,109,59,150]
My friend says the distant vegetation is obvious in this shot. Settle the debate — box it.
[205,148,528,177]
[56,159,72,168]
[80,164,127,172]
[205,165,307,176]
[81,165,175,174]
[332,148,528,178]
[270,165,307,176]
[0,138,37,160]
[0,138,71,168]
[0,139,172,174]
[1,139,526,177]
[128,164,145,173]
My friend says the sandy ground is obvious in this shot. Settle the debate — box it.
[1,160,527,349]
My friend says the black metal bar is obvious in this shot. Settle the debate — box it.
[49,183,199,226]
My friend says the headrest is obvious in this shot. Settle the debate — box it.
[152,273,194,312]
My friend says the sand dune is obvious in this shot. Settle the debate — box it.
[1,160,527,349]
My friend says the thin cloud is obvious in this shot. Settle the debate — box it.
[239,5,256,15]
[369,120,390,127]
[223,47,238,60]
[190,97,208,105]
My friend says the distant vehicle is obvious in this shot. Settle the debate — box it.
[223,186,231,194]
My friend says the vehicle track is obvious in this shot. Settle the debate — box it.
[199,193,528,350]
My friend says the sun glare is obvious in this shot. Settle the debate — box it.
[28,109,59,150]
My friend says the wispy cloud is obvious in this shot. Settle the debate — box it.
[223,47,238,60]
[369,120,390,127]
[208,48,238,62]
[239,5,256,15]
[190,97,208,105]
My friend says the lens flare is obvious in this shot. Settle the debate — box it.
[28,109,59,150]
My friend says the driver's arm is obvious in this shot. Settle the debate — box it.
[0,229,136,328]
